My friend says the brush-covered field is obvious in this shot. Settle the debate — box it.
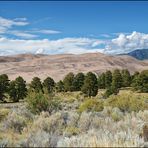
[0,89,148,147]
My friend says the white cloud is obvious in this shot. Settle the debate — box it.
[104,31,148,54]
[0,17,148,56]
[34,29,61,34]
[0,17,28,29]
[8,30,38,39]
[14,18,27,21]
[0,16,61,38]
[100,34,111,38]
[0,37,104,55]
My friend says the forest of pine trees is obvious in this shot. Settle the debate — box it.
[0,69,148,103]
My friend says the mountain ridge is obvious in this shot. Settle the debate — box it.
[122,49,148,60]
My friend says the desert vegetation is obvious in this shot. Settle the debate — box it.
[0,69,148,147]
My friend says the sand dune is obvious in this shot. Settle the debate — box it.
[0,52,147,82]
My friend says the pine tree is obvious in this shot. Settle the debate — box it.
[131,72,140,91]
[81,72,98,97]
[63,72,75,92]
[98,73,105,89]
[121,69,131,87]
[9,76,27,102]
[131,71,139,84]
[43,77,55,94]
[56,80,64,92]
[29,77,43,93]
[111,69,122,94]
[104,86,113,98]
[132,70,148,92]
[0,74,9,101]
[105,70,112,88]
[73,72,85,91]
[9,80,17,102]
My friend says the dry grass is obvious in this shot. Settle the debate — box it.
[0,89,148,147]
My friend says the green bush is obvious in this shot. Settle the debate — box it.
[105,93,147,112]
[110,108,124,122]
[26,90,61,114]
[78,99,104,113]
[26,91,49,114]
[64,126,80,137]
[0,108,10,122]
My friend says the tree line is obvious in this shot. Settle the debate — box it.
[0,69,147,102]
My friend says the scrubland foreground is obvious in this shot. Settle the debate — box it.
[0,69,148,147]
[0,89,148,147]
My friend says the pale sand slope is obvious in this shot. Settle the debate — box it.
[0,52,147,82]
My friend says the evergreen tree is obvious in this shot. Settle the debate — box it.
[105,70,112,88]
[29,77,43,93]
[56,80,65,92]
[111,69,122,94]
[104,86,113,98]
[0,74,9,101]
[139,70,148,92]
[9,80,17,102]
[63,72,75,92]
[73,72,85,91]
[132,70,148,92]
[81,72,98,97]
[43,77,55,94]
[9,76,27,102]
[98,73,105,89]
[121,69,131,87]
[131,71,139,83]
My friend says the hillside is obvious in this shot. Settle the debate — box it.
[127,49,148,60]
[0,52,148,82]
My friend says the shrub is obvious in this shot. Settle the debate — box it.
[27,112,66,135]
[2,111,27,133]
[0,139,9,147]
[57,128,144,147]
[64,126,80,137]
[78,99,104,113]
[78,112,92,132]
[105,93,147,112]
[19,130,54,147]
[0,108,10,122]
[48,97,62,113]
[66,112,79,127]
[110,107,124,122]
[26,91,49,114]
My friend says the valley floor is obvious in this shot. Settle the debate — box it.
[0,89,148,147]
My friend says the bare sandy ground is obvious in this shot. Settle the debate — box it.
[0,52,147,82]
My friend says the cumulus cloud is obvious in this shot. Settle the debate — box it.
[104,31,148,54]
[0,16,148,56]
[0,31,148,55]
[0,37,104,55]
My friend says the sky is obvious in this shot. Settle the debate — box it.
[0,1,148,55]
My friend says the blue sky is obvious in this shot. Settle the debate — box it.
[0,1,148,55]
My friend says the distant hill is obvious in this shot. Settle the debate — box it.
[0,52,147,82]
[127,49,148,60]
